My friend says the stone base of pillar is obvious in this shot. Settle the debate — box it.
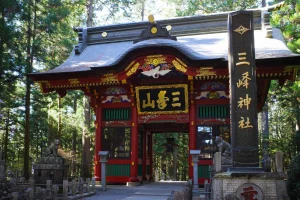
[211,172,288,200]
[126,181,141,187]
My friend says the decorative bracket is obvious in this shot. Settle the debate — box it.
[74,27,88,54]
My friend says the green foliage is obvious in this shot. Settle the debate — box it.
[266,80,300,169]
[172,0,259,16]
[271,1,300,53]
[153,133,189,181]
[286,154,300,200]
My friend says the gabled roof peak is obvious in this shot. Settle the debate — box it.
[133,14,176,43]
[72,9,263,55]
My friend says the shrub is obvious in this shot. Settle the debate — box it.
[286,154,300,200]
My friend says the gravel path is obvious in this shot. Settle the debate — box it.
[81,181,186,200]
[81,187,138,200]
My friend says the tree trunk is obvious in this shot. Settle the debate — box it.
[24,0,33,180]
[58,97,62,140]
[72,98,77,176]
[0,0,4,72]
[173,147,177,180]
[4,109,9,175]
[81,0,93,179]
[86,0,94,26]
[82,96,91,178]
[141,0,145,21]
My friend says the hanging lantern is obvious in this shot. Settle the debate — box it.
[163,138,179,153]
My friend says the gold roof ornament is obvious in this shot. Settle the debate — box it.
[148,14,155,24]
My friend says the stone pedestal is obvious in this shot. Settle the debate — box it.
[33,156,68,185]
[211,172,288,200]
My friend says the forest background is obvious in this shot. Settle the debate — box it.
[0,0,300,180]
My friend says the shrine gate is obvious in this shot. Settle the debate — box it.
[29,9,300,185]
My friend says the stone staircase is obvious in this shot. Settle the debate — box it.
[192,188,210,200]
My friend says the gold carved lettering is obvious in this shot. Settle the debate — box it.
[171,91,181,107]
[238,94,252,110]
[142,93,155,109]
[157,90,169,109]
[238,117,253,129]
[236,52,250,66]
[237,72,251,89]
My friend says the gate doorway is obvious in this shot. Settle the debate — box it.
[152,132,189,181]
[143,122,189,181]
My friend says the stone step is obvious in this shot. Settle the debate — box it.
[221,165,231,172]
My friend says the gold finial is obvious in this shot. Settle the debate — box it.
[148,14,155,24]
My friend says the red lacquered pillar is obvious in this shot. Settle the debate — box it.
[94,98,102,181]
[189,80,196,180]
[129,86,139,182]
[149,132,153,181]
[142,131,147,180]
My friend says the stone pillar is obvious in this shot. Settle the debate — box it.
[71,179,76,196]
[275,151,283,173]
[63,180,68,199]
[99,151,109,191]
[52,185,58,200]
[86,178,91,193]
[29,177,34,188]
[11,192,18,200]
[91,177,96,193]
[214,152,222,173]
[27,188,34,200]
[78,177,83,194]
[190,150,200,189]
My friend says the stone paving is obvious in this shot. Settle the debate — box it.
[81,181,187,200]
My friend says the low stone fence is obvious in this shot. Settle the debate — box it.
[1,177,96,200]
[173,181,192,200]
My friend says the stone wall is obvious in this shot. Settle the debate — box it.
[212,173,288,200]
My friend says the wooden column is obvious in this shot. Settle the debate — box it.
[149,132,153,181]
[129,85,139,182]
[142,130,147,180]
[94,97,102,181]
[189,79,196,179]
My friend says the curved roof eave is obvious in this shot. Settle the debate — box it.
[90,38,225,71]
